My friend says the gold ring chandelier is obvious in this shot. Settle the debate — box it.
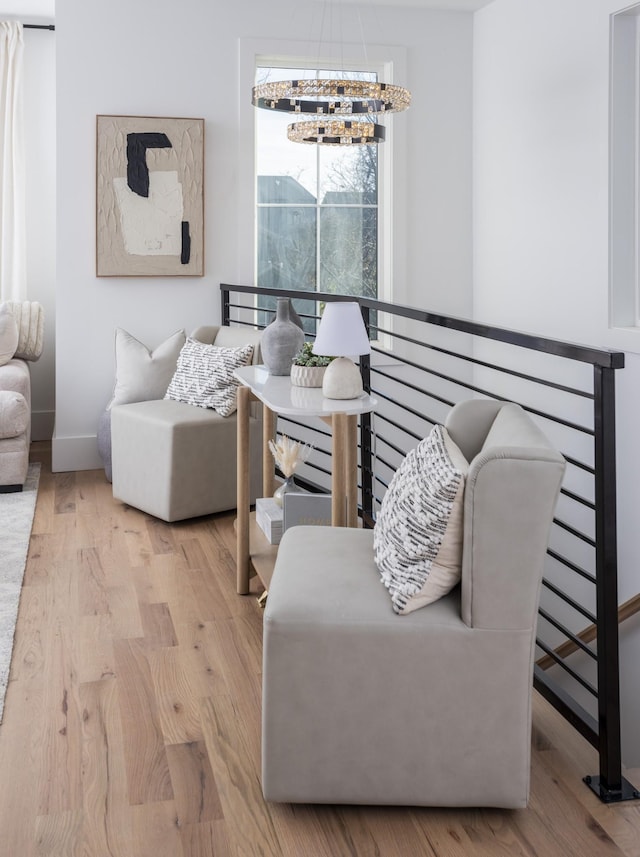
[252,78,410,146]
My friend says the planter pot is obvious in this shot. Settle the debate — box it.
[290,364,326,388]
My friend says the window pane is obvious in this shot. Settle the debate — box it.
[319,144,378,205]
[257,206,317,291]
[319,207,377,298]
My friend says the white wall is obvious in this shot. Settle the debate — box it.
[1,6,56,440]
[54,0,474,470]
[474,0,640,766]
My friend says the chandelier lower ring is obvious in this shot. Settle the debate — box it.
[287,119,386,145]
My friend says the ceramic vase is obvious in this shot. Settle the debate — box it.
[273,475,297,507]
[262,298,305,375]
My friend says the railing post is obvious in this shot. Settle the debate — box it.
[359,304,374,526]
[585,365,638,801]
[221,285,230,326]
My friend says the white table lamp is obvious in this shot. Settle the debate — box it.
[312,302,371,399]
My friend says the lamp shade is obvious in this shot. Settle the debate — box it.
[312,302,371,358]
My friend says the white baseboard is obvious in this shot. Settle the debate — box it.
[52,433,103,472]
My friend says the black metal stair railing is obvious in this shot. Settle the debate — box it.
[220,282,634,804]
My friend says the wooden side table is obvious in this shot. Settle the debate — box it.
[234,365,377,595]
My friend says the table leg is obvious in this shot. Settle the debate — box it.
[262,403,276,498]
[236,384,250,595]
[346,414,358,527]
[331,412,347,527]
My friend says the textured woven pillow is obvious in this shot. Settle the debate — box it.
[374,424,469,615]
[0,303,19,367]
[164,338,254,417]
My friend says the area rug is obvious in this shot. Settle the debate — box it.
[0,463,40,722]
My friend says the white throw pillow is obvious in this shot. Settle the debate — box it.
[107,327,186,409]
[374,424,469,615]
[0,304,19,367]
[0,390,29,438]
[164,338,254,417]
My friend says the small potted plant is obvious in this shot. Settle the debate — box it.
[290,341,334,388]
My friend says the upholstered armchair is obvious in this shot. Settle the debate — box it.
[261,399,565,808]
[0,301,45,491]
[111,325,263,522]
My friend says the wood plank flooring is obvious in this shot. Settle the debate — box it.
[1,444,640,856]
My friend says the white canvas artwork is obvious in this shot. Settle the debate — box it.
[96,115,204,276]
[113,171,184,256]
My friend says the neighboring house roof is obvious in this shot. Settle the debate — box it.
[257,176,316,204]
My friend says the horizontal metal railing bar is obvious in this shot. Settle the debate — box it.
[300,460,332,479]
[376,420,421,457]
[542,578,597,623]
[222,284,625,369]
[370,387,441,427]
[560,487,596,510]
[553,517,596,548]
[533,667,599,749]
[370,447,402,472]
[371,351,594,436]
[538,608,598,661]
[563,453,595,475]
[362,297,625,370]
[370,326,595,400]
[534,639,598,697]
[276,416,332,440]
[371,365,458,408]
[546,548,597,584]
[520,404,594,437]
[226,316,264,329]
[254,306,322,324]
[373,409,425,434]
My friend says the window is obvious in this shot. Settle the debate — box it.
[255,64,381,328]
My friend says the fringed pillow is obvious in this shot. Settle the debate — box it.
[165,338,254,417]
[374,424,469,615]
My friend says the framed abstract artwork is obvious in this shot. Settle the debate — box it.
[96,115,204,276]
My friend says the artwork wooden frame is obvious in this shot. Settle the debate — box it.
[96,115,204,277]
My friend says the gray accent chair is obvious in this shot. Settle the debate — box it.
[262,399,566,808]
[111,325,263,522]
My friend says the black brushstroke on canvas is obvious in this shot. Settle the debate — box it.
[126,132,172,197]
[181,221,191,264]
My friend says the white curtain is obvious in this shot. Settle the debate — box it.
[0,22,26,302]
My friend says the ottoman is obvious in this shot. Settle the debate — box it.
[111,398,262,522]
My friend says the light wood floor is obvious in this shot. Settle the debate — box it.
[1,444,640,857]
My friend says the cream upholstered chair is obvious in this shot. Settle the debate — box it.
[111,325,262,522]
[0,301,45,491]
[261,399,565,808]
